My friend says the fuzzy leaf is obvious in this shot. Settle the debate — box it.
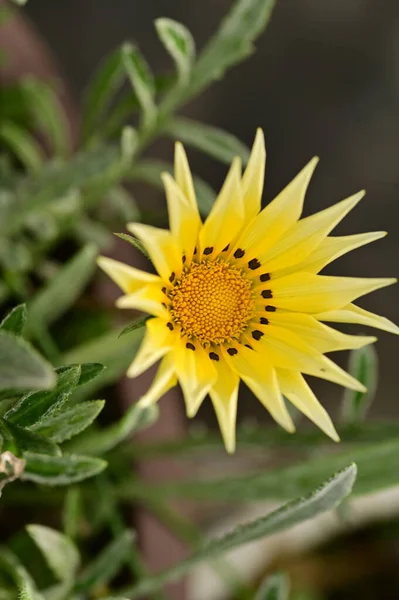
[128,465,356,597]
[0,419,60,456]
[33,400,105,443]
[75,531,135,591]
[5,366,81,428]
[114,233,150,260]
[341,345,378,424]
[28,244,98,329]
[0,121,44,173]
[22,453,107,485]
[155,18,195,85]
[57,363,106,387]
[0,304,27,336]
[118,316,151,338]
[165,118,250,164]
[0,332,55,391]
[27,525,80,582]
[255,573,290,600]
[122,43,156,127]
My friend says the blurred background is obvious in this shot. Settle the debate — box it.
[2,0,399,598]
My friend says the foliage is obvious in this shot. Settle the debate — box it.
[0,0,396,598]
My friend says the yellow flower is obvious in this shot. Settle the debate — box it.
[98,129,398,452]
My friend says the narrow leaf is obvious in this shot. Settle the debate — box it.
[114,233,150,260]
[57,363,106,387]
[20,78,69,157]
[75,531,135,591]
[33,400,105,443]
[22,452,107,485]
[155,18,195,85]
[0,121,44,173]
[120,126,138,163]
[70,401,158,455]
[5,365,81,428]
[118,316,151,338]
[128,465,357,597]
[341,345,378,424]
[189,0,277,98]
[165,117,250,164]
[27,524,80,582]
[255,573,290,600]
[0,304,27,336]
[0,419,60,456]
[82,46,126,142]
[122,43,156,127]
[28,244,98,329]
[0,332,55,390]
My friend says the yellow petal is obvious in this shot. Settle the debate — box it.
[277,369,339,442]
[97,256,160,293]
[174,141,196,208]
[127,223,182,281]
[223,345,295,433]
[138,354,177,407]
[173,340,217,418]
[274,231,387,278]
[270,272,396,313]
[267,312,376,353]
[199,157,244,256]
[235,156,318,257]
[116,284,169,319]
[162,172,201,263]
[258,191,365,272]
[241,128,266,221]
[127,317,176,377]
[315,303,399,335]
[209,359,239,454]
[256,326,366,392]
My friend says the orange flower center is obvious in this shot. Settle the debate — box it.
[169,260,255,345]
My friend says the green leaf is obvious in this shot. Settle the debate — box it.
[165,118,250,164]
[82,46,126,143]
[0,332,55,390]
[0,451,26,494]
[0,304,27,336]
[58,363,106,387]
[20,78,69,158]
[0,121,44,173]
[130,159,215,215]
[0,419,60,456]
[70,401,158,455]
[75,531,135,591]
[27,244,98,330]
[27,524,80,582]
[22,452,107,485]
[122,43,156,128]
[341,345,378,424]
[155,18,195,85]
[114,233,150,260]
[33,400,105,443]
[118,316,151,338]
[127,465,357,597]
[5,365,81,428]
[63,487,82,540]
[18,579,41,600]
[255,573,290,600]
[120,126,138,164]
[189,0,277,98]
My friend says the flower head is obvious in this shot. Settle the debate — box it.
[98,129,398,452]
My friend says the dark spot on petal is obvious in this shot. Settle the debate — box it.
[167,322,174,330]
[234,248,245,259]
[169,272,175,283]
[320,368,326,372]
[265,305,276,312]
[245,344,253,349]
[261,289,273,299]
[227,347,238,356]
[182,254,186,263]
[186,342,195,351]
[209,352,219,361]
[260,317,269,325]
[194,247,197,255]
[162,302,167,308]
[222,244,230,252]
[204,246,213,255]
[252,330,264,340]
[260,273,270,282]
[162,287,167,294]
[248,258,261,270]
